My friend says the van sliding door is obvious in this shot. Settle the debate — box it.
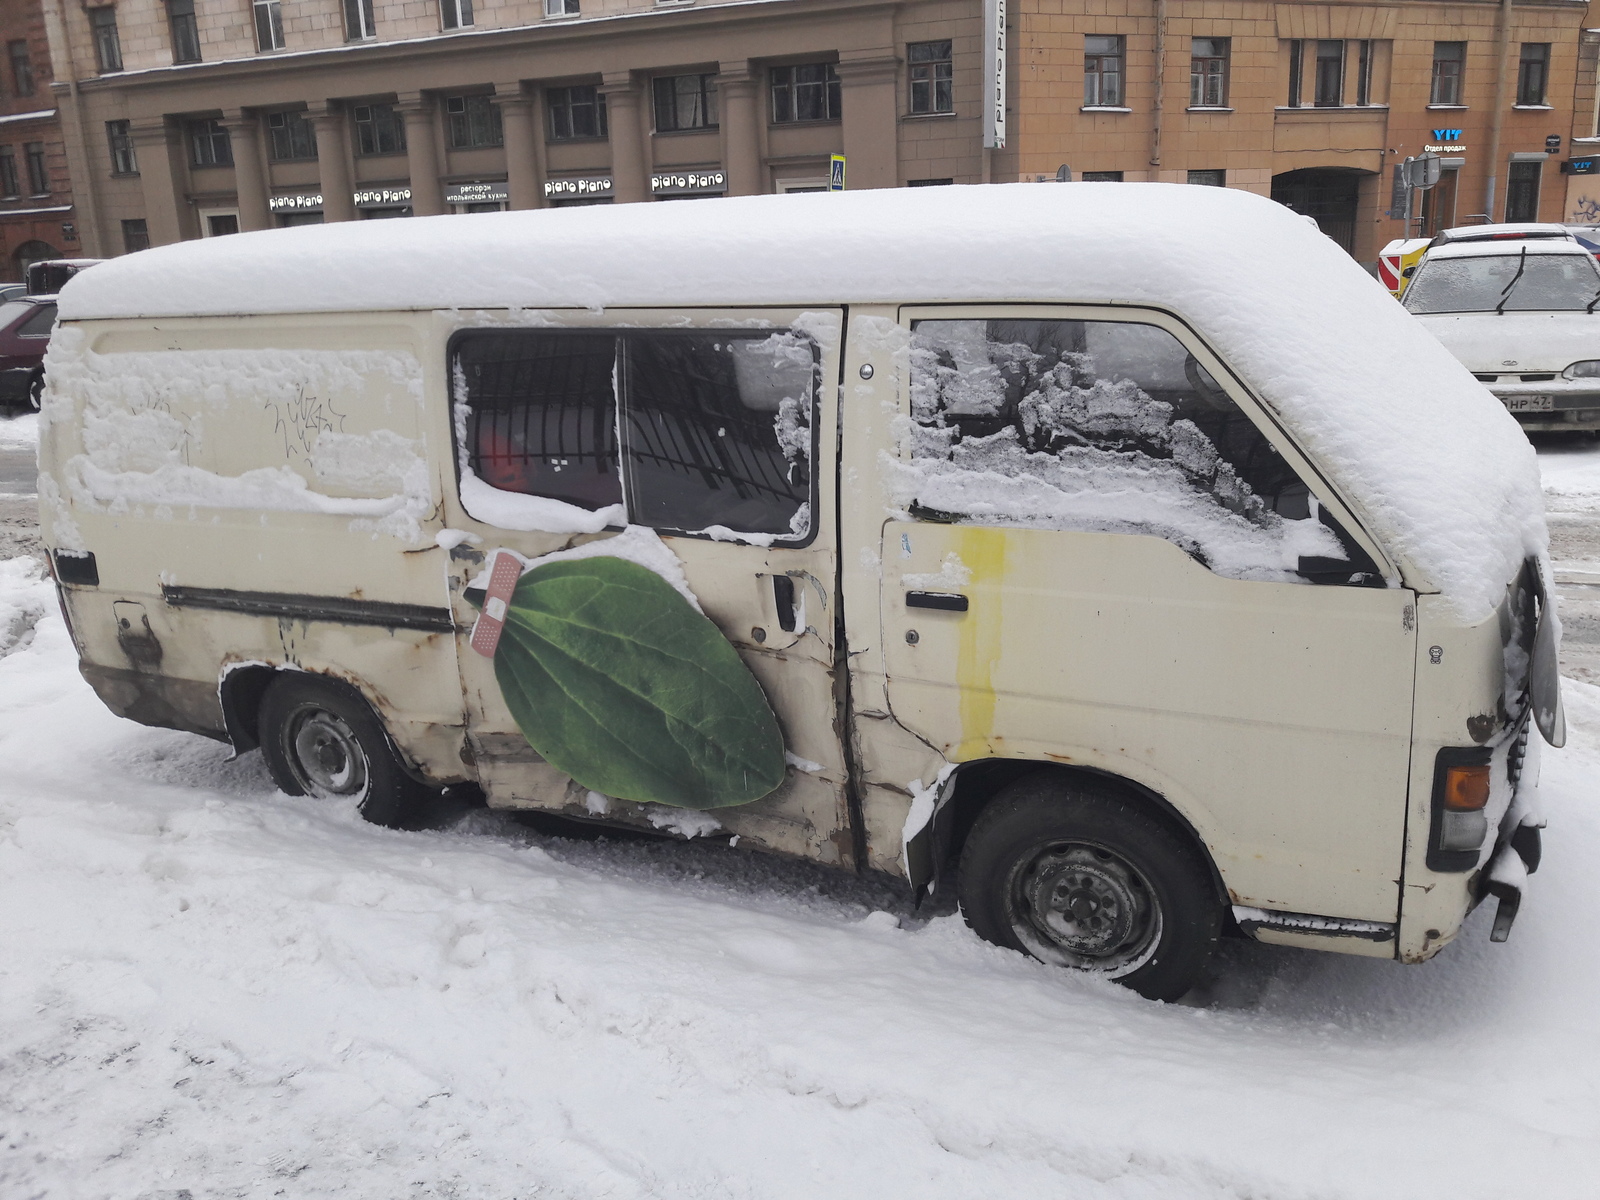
[438,309,852,865]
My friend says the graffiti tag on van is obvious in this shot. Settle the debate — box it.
[270,386,347,459]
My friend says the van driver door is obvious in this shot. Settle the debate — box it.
[866,306,1417,930]
[436,309,854,867]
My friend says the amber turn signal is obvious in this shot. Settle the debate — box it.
[1442,763,1491,811]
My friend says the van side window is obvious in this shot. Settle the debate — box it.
[455,329,815,541]
[459,332,622,510]
[905,319,1351,582]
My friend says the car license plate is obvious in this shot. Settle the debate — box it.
[1507,395,1555,413]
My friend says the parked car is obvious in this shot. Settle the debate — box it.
[0,293,56,410]
[1401,224,1600,433]
[26,258,101,296]
[39,185,1555,1000]
[0,282,26,304]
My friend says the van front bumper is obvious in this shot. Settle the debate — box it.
[1478,822,1543,942]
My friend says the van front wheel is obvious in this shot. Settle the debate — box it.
[957,777,1222,1002]
[258,674,432,830]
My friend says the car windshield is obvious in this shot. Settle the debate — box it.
[1404,251,1600,314]
[0,300,31,329]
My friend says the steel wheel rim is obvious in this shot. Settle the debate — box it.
[1005,840,1162,976]
[286,706,369,800]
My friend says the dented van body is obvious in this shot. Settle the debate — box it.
[36,185,1559,999]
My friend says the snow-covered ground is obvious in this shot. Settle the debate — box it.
[4,414,1600,1198]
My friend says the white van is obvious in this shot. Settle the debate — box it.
[37,185,1558,1001]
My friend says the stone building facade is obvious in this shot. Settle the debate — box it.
[32,0,1600,268]
[0,0,81,281]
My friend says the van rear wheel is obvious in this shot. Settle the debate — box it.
[258,674,432,830]
[957,775,1222,1002]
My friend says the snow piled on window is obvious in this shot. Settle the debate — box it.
[42,332,434,542]
[55,184,1547,617]
[894,322,1342,583]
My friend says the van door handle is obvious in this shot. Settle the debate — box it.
[773,574,797,632]
[905,590,969,612]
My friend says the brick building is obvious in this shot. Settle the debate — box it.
[0,0,81,283]
[32,0,1600,268]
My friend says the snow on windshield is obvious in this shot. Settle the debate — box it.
[1405,251,1600,314]
[894,320,1343,582]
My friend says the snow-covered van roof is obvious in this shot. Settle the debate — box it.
[57,183,1544,618]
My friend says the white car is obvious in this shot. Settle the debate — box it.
[1403,224,1600,433]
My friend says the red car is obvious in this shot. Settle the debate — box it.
[0,294,56,410]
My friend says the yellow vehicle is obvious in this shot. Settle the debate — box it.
[1378,237,1431,297]
[38,184,1557,1001]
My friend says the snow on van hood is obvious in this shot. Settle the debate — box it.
[58,183,1544,619]
[1413,310,1600,375]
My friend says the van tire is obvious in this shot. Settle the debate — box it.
[957,776,1222,1002]
[258,674,433,830]
[27,370,44,412]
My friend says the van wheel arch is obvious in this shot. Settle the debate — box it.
[935,761,1230,913]
[219,666,434,788]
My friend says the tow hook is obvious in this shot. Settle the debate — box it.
[1486,825,1542,943]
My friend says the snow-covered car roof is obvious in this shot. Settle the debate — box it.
[1432,222,1574,246]
[56,183,1544,619]
[1425,238,1594,260]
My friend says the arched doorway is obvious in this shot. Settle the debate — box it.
[12,239,60,278]
[1271,169,1371,255]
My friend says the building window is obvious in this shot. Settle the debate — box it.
[1190,37,1228,107]
[907,178,953,186]
[1518,44,1549,106]
[107,120,137,174]
[1356,39,1374,105]
[1507,160,1542,222]
[1084,36,1125,107]
[24,141,47,194]
[188,119,232,168]
[168,0,200,63]
[121,219,150,253]
[0,146,17,197]
[441,0,473,28]
[1286,39,1303,107]
[344,0,377,41]
[88,8,122,73]
[254,0,284,51]
[908,40,954,114]
[1082,171,1124,181]
[771,63,841,123]
[1314,40,1343,106]
[653,74,718,132]
[1432,42,1464,105]
[1188,169,1225,186]
[447,95,503,147]
[267,110,315,160]
[547,86,607,140]
[8,40,32,96]
[353,103,406,155]
[545,0,579,14]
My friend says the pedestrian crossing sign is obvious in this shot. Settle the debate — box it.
[829,155,846,191]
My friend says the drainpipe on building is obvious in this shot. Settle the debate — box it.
[1483,0,1514,221]
[1149,0,1167,173]
[42,0,104,257]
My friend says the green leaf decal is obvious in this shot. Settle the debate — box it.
[491,556,787,809]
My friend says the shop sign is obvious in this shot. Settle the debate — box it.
[545,175,614,199]
[353,187,412,208]
[1423,143,1467,155]
[983,0,1007,149]
[269,192,324,212]
[445,181,509,205]
[651,170,726,197]
[1562,159,1600,176]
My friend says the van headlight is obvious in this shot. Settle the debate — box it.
[1563,360,1600,380]
[1428,750,1493,872]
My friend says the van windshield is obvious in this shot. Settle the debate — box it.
[1403,251,1600,314]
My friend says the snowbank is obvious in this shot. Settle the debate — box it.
[57,184,1542,618]
[3,545,1600,1196]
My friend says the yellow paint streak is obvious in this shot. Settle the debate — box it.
[954,527,1007,760]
